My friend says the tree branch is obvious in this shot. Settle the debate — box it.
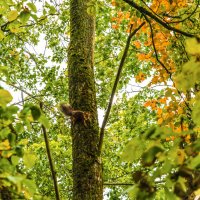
[98,22,145,155]
[39,103,60,200]
[122,0,196,38]
[0,79,42,103]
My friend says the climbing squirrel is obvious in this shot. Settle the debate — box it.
[60,103,91,125]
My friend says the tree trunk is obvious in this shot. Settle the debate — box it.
[68,0,103,199]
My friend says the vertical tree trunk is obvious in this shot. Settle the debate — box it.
[68,0,103,199]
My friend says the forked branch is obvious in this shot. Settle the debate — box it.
[123,0,196,38]
[98,22,145,155]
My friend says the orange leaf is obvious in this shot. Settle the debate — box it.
[157,108,162,115]
[185,134,191,142]
[111,0,116,6]
[137,54,146,61]
[135,72,146,82]
[117,11,123,18]
[112,24,119,29]
[125,12,130,19]
[133,40,141,49]
[159,98,167,104]
[144,101,151,107]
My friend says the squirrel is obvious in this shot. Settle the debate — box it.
[60,103,90,126]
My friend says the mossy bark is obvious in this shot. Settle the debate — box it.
[68,0,103,199]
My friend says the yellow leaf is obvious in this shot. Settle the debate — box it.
[7,10,18,22]
[177,107,183,114]
[0,139,10,150]
[186,38,200,55]
[0,89,13,106]
[176,149,185,165]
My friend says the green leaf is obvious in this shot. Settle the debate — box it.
[23,179,37,195]
[18,139,28,146]
[30,13,38,21]
[8,132,16,147]
[0,30,5,41]
[192,102,200,126]
[23,153,37,168]
[0,127,10,140]
[164,187,178,200]
[141,145,163,166]
[121,138,146,162]
[7,175,25,184]
[7,10,18,21]
[11,155,20,166]
[0,66,8,76]
[48,5,56,14]
[15,123,24,133]
[145,126,157,139]
[7,105,19,114]
[27,3,37,13]
[0,89,13,106]
[30,105,41,120]
[188,155,200,169]
[19,11,31,24]
[15,146,24,157]
[0,158,14,172]
[38,114,50,129]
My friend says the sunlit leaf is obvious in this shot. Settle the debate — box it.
[38,115,50,129]
[0,30,5,41]
[185,38,200,55]
[0,139,10,150]
[23,179,37,196]
[7,10,18,21]
[11,155,20,166]
[121,138,146,162]
[0,127,10,140]
[23,153,37,168]
[7,175,25,184]
[27,3,37,13]
[0,89,13,106]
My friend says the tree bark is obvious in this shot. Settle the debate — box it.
[68,0,103,199]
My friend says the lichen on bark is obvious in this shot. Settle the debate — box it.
[68,0,103,199]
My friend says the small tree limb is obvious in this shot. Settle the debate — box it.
[123,0,196,38]
[40,103,61,200]
[98,22,145,155]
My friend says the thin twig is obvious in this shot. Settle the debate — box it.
[21,91,24,106]
[0,79,41,103]
[103,183,134,186]
[98,22,145,155]
[40,102,60,200]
